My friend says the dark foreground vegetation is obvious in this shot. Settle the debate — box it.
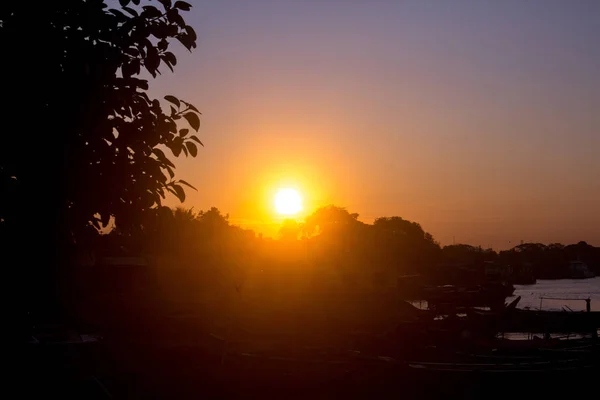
[2,1,599,399]
[15,204,600,399]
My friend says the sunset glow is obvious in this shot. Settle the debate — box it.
[274,188,303,216]
[159,1,600,248]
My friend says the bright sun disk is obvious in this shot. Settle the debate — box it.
[274,188,303,215]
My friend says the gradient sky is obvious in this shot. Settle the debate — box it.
[149,0,600,249]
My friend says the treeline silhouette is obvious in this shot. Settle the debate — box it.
[75,206,597,304]
[65,205,442,340]
[442,242,600,279]
[57,204,598,340]
[98,204,600,281]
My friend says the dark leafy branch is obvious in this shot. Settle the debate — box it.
[0,0,202,241]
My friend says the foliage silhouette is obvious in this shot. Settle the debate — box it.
[303,205,362,237]
[0,0,201,242]
[279,219,301,241]
[0,0,201,325]
[497,241,600,278]
[90,203,600,329]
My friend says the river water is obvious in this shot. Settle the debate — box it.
[512,277,600,312]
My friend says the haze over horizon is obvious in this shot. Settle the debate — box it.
[149,0,600,250]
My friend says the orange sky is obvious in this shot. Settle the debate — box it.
[149,1,600,249]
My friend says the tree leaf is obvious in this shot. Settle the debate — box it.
[164,95,180,108]
[165,166,174,179]
[167,24,179,36]
[186,141,197,157]
[179,128,189,137]
[119,0,131,6]
[158,169,168,183]
[177,33,193,51]
[122,6,138,17]
[122,61,134,78]
[174,1,192,11]
[157,38,168,51]
[158,0,172,9]
[152,148,175,168]
[167,9,185,27]
[162,58,174,72]
[132,0,140,5]
[178,179,197,191]
[109,9,128,21]
[172,184,185,202]
[145,44,160,75]
[163,51,177,66]
[170,140,182,157]
[185,25,197,42]
[151,22,168,39]
[183,112,200,131]
[131,58,141,75]
[122,58,140,78]
[123,47,140,57]
[170,106,176,116]
[161,53,175,72]
[166,118,177,133]
[141,5,162,19]
[182,101,200,113]
[189,135,204,146]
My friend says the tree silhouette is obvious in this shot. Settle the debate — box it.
[279,219,301,241]
[442,244,494,264]
[0,0,201,242]
[197,207,230,230]
[303,205,361,237]
[373,216,441,267]
[0,0,201,324]
[172,207,200,224]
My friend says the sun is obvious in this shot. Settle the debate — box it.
[274,188,303,215]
